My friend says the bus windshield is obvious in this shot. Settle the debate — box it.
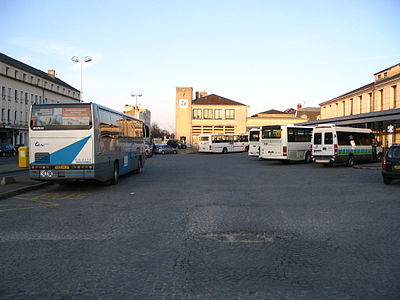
[31,105,92,130]
[199,136,210,142]
[261,126,281,139]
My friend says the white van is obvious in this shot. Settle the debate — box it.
[259,125,313,162]
[312,124,382,166]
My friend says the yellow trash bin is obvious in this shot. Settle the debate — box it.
[18,146,29,168]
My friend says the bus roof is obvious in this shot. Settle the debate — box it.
[31,102,143,123]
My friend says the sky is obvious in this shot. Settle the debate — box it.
[1,0,399,132]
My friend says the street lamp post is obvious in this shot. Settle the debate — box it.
[71,56,92,102]
[130,93,142,118]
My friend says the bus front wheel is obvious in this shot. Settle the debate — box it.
[222,148,228,154]
[305,151,312,163]
[133,157,142,174]
[111,161,119,185]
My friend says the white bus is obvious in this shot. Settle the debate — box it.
[248,128,261,157]
[199,134,249,153]
[29,103,147,184]
[259,125,313,162]
[312,124,382,167]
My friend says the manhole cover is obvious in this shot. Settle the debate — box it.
[202,232,274,243]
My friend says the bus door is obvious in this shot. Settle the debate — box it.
[228,136,235,152]
[314,132,334,157]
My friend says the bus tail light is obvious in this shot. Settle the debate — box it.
[283,146,287,156]
[382,157,387,169]
[334,144,338,154]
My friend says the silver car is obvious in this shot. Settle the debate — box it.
[155,144,177,154]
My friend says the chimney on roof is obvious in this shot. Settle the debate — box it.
[195,91,208,100]
[48,70,56,78]
[297,103,302,110]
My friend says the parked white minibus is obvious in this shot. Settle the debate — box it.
[199,134,249,153]
[248,128,261,157]
[259,125,313,162]
[312,124,382,166]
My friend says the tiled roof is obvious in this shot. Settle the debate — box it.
[193,94,246,106]
[255,109,290,115]
[0,52,79,92]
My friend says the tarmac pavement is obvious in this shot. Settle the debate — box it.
[0,157,52,200]
[0,152,381,201]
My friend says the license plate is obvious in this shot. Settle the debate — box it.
[268,151,274,154]
[394,165,400,170]
[55,165,70,169]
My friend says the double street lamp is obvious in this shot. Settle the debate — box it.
[130,93,142,107]
[71,56,92,102]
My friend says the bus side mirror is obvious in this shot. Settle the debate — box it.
[144,125,150,138]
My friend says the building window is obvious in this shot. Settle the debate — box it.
[378,89,383,111]
[203,109,213,119]
[384,72,388,78]
[391,85,397,109]
[359,96,362,114]
[1,86,5,100]
[225,109,235,119]
[15,89,18,101]
[25,93,28,104]
[368,93,373,112]
[15,70,18,79]
[192,109,202,119]
[214,109,223,119]
[342,101,345,116]
[349,98,353,115]
[1,108,4,122]
[6,67,9,76]
[23,73,26,81]
[31,76,34,83]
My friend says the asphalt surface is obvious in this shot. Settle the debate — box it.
[0,153,396,300]
[0,156,52,200]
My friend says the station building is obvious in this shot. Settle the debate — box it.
[175,87,320,145]
[304,63,400,149]
[0,52,80,145]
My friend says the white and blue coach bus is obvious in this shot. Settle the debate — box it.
[29,103,147,184]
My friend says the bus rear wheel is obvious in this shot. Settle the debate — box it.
[222,147,228,154]
[110,161,119,185]
[346,155,355,167]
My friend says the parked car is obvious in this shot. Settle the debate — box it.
[167,139,187,149]
[155,144,177,154]
[382,144,400,184]
[0,144,17,157]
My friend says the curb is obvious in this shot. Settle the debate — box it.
[0,181,53,200]
[353,165,381,170]
[0,168,28,175]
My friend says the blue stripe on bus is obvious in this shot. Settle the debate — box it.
[32,136,91,164]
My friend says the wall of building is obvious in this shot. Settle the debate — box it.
[246,117,306,129]
[190,104,248,144]
[0,59,80,145]
[321,73,400,119]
